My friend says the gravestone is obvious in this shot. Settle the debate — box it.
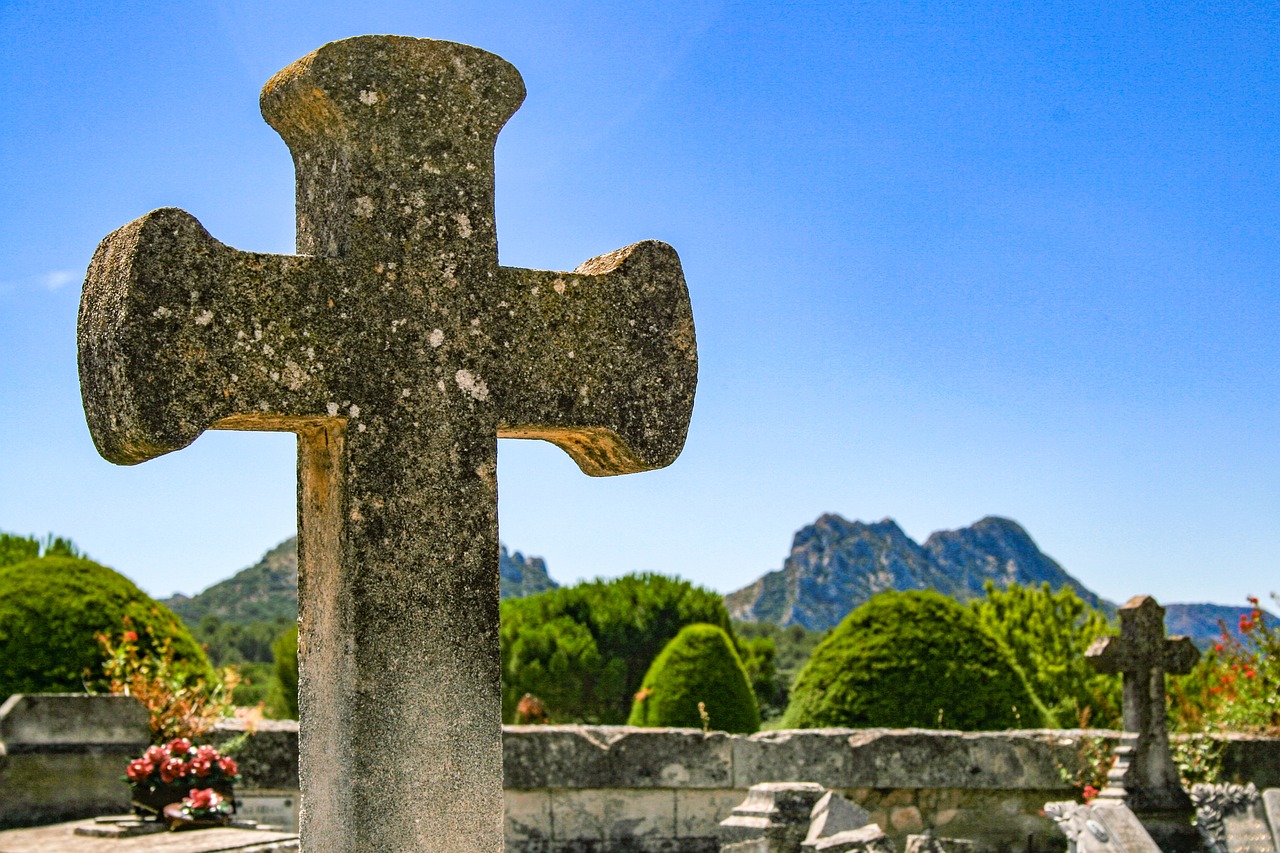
[1264,790,1280,851]
[1085,595,1200,814]
[720,783,829,853]
[802,791,890,853]
[1191,783,1277,853]
[1044,801,1163,853]
[77,35,696,853]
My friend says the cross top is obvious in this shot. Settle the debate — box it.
[78,35,697,852]
[1088,595,1200,680]
[1086,595,1200,814]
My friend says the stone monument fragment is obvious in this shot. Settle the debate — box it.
[720,783,829,853]
[1191,783,1278,853]
[1044,801,1163,853]
[77,35,696,852]
[1085,596,1200,814]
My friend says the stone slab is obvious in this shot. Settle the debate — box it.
[0,695,148,748]
[1192,784,1277,853]
[0,818,297,852]
[505,726,733,789]
[550,788,677,845]
[1264,789,1280,852]
[235,790,298,833]
[504,789,553,849]
[1045,801,1161,853]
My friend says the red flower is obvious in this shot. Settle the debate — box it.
[122,630,138,642]
[189,758,214,778]
[1083,784,1099,802]
[167,738,192,757]
[159,758,186,784]
[126,758,154,782]
[1215,643,1224,652]
[145,745,168,765]
[1245,669,1256,678]
[218,756,238,778]
[183,788,223,812]
[1248,596,1260,606]
[195,745,219,762]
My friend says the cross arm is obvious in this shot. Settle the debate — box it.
[1163,636,1201,675]
[495,240,697,476]
[78,207,334,465]
[1085,635,1125,675]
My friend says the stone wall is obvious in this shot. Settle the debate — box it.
[7,695,1280,851]
[0,694,149,828]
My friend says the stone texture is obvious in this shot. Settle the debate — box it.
[0,817,298,852]
[1044,800,1162,853]
[0,695,149,829]
[805,792,873,842]
[551,788,676,847]
[803,825,893,853]
[1191,783,1277,853]
[719,783,828,853]
[902,835,973,853]
[506,726,733,790]
[734,728,1075,790]
[77,35,696,853]
[1087,595,1199,814]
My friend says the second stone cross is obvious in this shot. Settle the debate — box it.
[78,36,697,852]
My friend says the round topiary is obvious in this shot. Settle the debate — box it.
[781,590,1050,730]
[627,623,760,733]
[0,555,212,697]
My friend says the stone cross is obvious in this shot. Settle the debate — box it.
[1086,595,1200,814]
[77,36,696,852]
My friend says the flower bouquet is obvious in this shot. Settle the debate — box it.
[162,787,233,830]
[126,738,238,820]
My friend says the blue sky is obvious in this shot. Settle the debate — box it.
[1,0,1276,607]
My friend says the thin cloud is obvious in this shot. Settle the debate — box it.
[42,270,76,291]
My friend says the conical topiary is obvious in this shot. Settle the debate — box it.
[781,589,1051,730]
[627,623,760,734]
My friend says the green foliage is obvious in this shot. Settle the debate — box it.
[628,623,759,733]
[0,532,82,569]
[500,573,734,724]
[1171,595,1280,737]
[970,581,1120,728]
[782,590,1050,730]
[735,621,829,722]
[0,554,212,697]
[191,614,295,666]
[267,625,299,719]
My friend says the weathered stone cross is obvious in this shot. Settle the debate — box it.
[1086,594,1200,814]
[78,36,696,851]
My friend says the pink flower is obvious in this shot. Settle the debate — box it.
[126,758,154,782]
[218,756,238,778]
[189,758,214,778]
[1083,784,1099,802]
[167,738,193,757]
[159,758,186,784]
[183,788,223,812]
[195,745,219,762]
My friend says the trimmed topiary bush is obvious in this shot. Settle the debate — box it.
[781,590,1051,730]
[0,555,212,697]
[628,623,760,733]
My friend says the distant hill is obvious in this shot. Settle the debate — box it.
[726,513,1263,649]
[164,537,558,626]
[725,514,1101,631]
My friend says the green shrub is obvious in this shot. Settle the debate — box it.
[267,624,299,719]
[628,623,759,733]
[0,555,211,697]
[501,573,734,723]
[781,590,1050,730]
[971,581,1119,728]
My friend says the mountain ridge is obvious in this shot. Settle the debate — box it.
[163,536,558,626]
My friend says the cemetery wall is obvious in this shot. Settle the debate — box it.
[6,695,1280,850]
